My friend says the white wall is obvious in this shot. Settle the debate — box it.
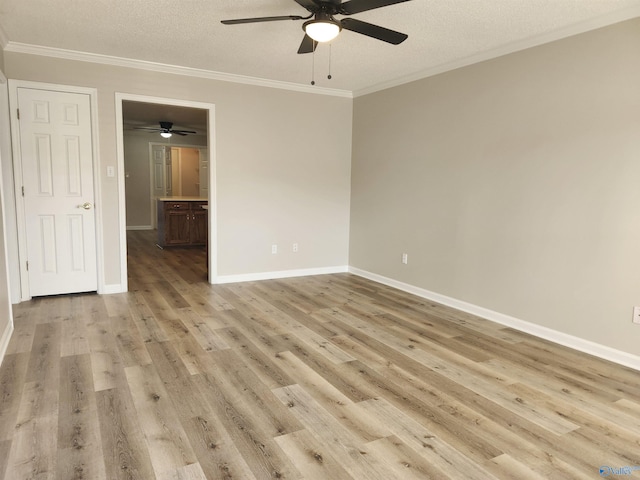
[4,53,353,287]
[350,18,640,359]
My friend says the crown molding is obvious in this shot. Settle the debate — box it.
[3,42,353,99]
[3,5,639,99]
[354,6,640,97]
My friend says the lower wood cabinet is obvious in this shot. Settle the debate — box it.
[157,200,208,247]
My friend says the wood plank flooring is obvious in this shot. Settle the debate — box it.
[1,229,639,479]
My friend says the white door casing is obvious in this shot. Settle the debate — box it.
[13,86,98,297]
[116,92,216,288]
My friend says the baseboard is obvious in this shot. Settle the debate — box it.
[0,320,13,367]
[214,265,349,284]
[101,283,126,294]
[126,226,153,231]
[349,266,640,372]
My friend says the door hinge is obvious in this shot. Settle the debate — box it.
[16,108,20,120]
[21,186,24,196]
[26,261,28,271]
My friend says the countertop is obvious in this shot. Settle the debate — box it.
[157,196,208,202]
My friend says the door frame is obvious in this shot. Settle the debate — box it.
[8,80,104,301]
[115,93,217,287]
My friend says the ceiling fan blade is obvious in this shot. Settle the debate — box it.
[221,15,305,25]
[340,18,408,44]
[171,130,197,135]
[294,0,319,12]
[172,132,188,136]
[297,34,317,54]
[133,127,162,131]
[339,0,411,15]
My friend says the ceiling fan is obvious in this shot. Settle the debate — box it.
[134,121,197,138]
[221,0,411,54]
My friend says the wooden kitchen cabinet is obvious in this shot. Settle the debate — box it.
[157,199,208,247]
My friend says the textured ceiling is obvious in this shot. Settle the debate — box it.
[1,0,639,95]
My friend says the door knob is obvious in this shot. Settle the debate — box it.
[77,202,92,210]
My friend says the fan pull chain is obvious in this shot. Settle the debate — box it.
[310,41,316,85]
[328,43,332,80]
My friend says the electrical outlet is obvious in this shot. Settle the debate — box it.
[402,253,408,264]
[293,243,299,253]
[633,306,640,324]
[271,244,278,254]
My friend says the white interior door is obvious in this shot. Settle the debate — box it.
[17,87,97,297]
[151,144,166,200]
[150,144,174,228]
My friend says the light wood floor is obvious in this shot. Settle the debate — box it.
[1,230,639,479]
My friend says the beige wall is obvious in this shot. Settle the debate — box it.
[4,53,353,284]
[350,18,640,357]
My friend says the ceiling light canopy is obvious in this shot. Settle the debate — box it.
[303,13,341,43]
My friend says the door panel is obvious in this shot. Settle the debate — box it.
[38,215,57,273]
[152,145,166,198]
[166,211,190,245]
[18,87,97,296]
[151,144,166,228]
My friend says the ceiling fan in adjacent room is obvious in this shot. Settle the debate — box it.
[221,0,412,54]
[134,121,197,138]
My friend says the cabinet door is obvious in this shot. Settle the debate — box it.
[190,208,208,245]
[165,210,191,245]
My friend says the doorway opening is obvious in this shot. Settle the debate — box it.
[115,94,216,291]
[148,144,208,230]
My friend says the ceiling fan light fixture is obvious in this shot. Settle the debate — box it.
[160,131,172,138]
[304,14,341,43]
